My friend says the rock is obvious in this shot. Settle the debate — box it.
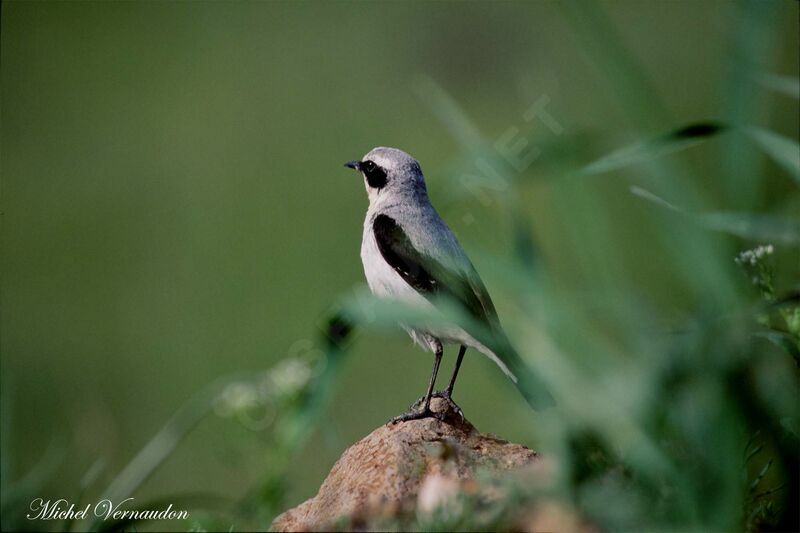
[271,397,541,532]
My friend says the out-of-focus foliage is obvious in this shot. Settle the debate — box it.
[2,0,798,531]
[334,80,799,533]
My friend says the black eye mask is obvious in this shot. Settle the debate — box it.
[360,160,388,189]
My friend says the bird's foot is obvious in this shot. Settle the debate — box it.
[389,406,442,424]
[407,390,465,422]
[409,389,446,408]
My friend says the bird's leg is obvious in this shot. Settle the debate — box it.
[391,345,442,424]
[404,345,468,423]
[423,345,467,421]
[443,345,466,397]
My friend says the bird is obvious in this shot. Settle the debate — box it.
[345,146,554,423]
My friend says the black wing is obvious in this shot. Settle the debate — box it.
[374,214,556,410]
[373,214,499,331]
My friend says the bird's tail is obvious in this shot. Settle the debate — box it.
[481,335,555,411]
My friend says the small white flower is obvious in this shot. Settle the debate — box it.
[751,244,774,260]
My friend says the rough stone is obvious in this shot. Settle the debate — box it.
[271,397,541,532]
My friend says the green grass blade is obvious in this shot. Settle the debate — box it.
[413,75,485,152]
[580,123,727,176]
[631,186,800,244]
[744,127,800,183]
[697,212,800,245]
[716,0,783,207]
[90,374,254,531]
[756,73,800,99]
[0,440,64,531]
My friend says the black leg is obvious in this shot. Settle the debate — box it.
[445,345,467,396]
[420,345,443,411]
[391,345,443,423]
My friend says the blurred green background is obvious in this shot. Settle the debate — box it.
[2,1,798,531]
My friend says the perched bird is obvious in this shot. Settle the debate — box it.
[345,147,553,422]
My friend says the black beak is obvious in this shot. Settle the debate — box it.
[344,160,360,171]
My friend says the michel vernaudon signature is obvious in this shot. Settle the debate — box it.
[27,498,189,522]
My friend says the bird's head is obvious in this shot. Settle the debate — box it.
[345,147,427,204]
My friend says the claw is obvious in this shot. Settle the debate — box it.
[394,391,466,425]
[389,407,436,424]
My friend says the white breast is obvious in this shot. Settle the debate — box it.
[360,216,431,309]
[358,209,504,367]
